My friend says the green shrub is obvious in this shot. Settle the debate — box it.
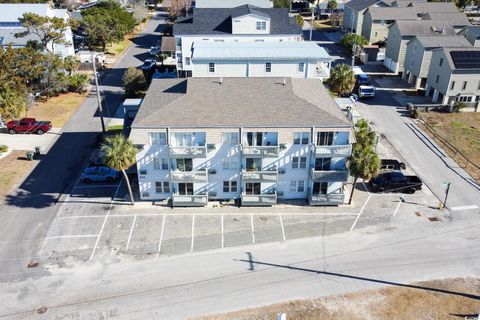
[295,15,304,26]
[123,67,148,97]
[0,145,8,153]
[68,74,90,92]
[453,101,467,112]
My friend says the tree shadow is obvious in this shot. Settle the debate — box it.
[237,255,480,301]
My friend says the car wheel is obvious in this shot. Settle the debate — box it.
[36,129,44,135]
[378,187,385,193]
[9,129,16,135]
[83,178,91,184]
[106,177,114,183]
[408,188,416,194]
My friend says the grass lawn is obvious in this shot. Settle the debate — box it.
[27,92,88,128]
[0,151,37,203]
[105,19,151,58]
[313,19,332,29]
[420,112,480,181]
[195,278,480,320]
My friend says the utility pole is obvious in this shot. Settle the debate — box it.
[309,8,314,41]
[92,53,106,134]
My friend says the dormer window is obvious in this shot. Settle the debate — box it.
[256,21,266,31]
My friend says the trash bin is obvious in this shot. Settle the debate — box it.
[34,146,40,155]
[26,151,34,161]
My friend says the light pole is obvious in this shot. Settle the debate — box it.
[309,8,314,41]
[92,53,106,134]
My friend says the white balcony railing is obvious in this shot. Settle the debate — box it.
[170,170,208,183]
[309,193,345,206]
[169,146,207,158]
[172,194,208,207]
[241,170,278,183]
[241,193,277,206]
[311,168,349,182]
[242,145,279,158]
[314,144,352,158]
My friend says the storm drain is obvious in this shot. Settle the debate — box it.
[428,217,440,222]
[37,307,47,314]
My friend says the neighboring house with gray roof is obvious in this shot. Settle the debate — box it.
[425,47,480,111]
[190,41,332,79]
[195,0,273,8]
[130,77,352,206]
[459,25,480,47]
[342,0,390,34]
[403,35,471,88]
[421,12,470,32]
[384,20,456,74]
[408,1,459,15]
[173,5,305,77]
[361,6,417,43]
[0,4,74,57]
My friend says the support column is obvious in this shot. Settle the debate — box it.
[432,89,439,102]
[424,83,430,96]
[414,77,421,89]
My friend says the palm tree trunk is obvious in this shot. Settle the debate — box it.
[348,176,358,205]
[122,169,135,205]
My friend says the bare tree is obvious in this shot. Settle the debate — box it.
[169,0,192,19]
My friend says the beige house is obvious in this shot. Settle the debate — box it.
[403,35,471,89]
[361,6,417,44]
[425,47,480,112]
[342,0,389,34]
[384,20,456,75]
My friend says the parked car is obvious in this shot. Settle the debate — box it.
[80,166,120,183]
[370,171,422,194]
[380,159,406,172]
[138,59,157,71]
[7,118,52,135]
[149,46,160,56]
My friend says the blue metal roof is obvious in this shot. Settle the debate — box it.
[192,41,332,61]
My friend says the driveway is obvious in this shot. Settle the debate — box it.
[0,128,61,152]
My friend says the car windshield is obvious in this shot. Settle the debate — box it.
[360,88,375,93]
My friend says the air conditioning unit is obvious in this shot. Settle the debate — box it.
[277,191,284,197]
[139,169,147,175]
[208,169,216,175]
[278,169,286,174]
[142,192,149,198]
[209,191,217,197]
[207,143,216,151]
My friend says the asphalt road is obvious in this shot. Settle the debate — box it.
[357,88,480,215]
[0,13,167,282]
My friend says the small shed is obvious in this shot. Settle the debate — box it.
[360,45,380,63]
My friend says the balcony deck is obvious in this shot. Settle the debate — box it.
[309,193,345,206]
[241,193,277,206]
[242,145,279,158]
[170,170,208,183]
[172,194,208,207]
[169,146,207,158]
[311,168,349,182]
[314,144,352,158]
[241,170,278,183]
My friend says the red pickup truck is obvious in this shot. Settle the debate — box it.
[7,118,52,135]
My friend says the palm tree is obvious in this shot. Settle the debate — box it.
[348,119,381,204]
[329,63,356,97]
[101,134,137,205]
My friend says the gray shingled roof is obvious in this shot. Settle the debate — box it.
[411,35,471,48]
[231,4,270,18]
[344,0,381,12]
[422,12,470,26]
[132,78,350,128]
[195,0,273,8]
[392,20,456,36]
[173,5,301,35]
[409,1,458,13]
[366,6,417,20]
[0,28,39,47]
[465,25,480,38]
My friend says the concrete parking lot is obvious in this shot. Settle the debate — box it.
[40,176,445,265]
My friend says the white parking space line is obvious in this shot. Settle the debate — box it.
[451,205,479,211]
[89,181,122,261]
[58,216,107,220]
[46,235,98,240]
[393,201,402,217]
[350,194,372,231]
[157,214,166,253]
[250,214,255,244]
[191,214,195,252]
[125,215,137,252]
[279,214,286,241]
[221,214,224,249]
[361,181,371,195]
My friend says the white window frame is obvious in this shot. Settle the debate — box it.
[293,132,309,145]
[155,181,170,193]
[223,180,238,193]
[185,57,191,65]
[265,62,271,73]
[222,132,239,145]
[290,180,305,192]
[298,62,305,73]
[292,156,307,169]
[222,157,238,170]
[209,62,215,73]
[161,158,169,170]
[149,132,167,146]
